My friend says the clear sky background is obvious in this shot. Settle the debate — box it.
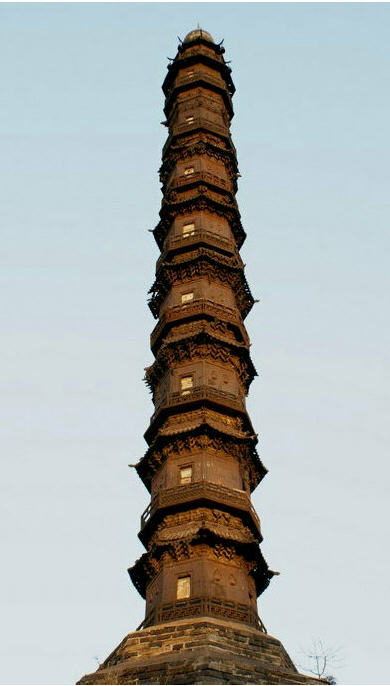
[1,2,389,684]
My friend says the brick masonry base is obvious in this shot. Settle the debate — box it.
[77,617,325,685]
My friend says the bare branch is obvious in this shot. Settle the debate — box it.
[298,639,344,683]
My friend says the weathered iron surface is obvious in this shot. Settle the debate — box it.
[77,29,322,686]
[127,30,272,628]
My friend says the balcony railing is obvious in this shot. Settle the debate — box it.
[166,227,233,251]
[174,70,226,91]
[162,117,236,157]
[137,596,266,633]
[141,480,260,534]
[152,384,245,421]
[166,70,231,103]
[156,228,238,270]
[172,116,228,138]
[150,299,248,350]
[168,170,228,191]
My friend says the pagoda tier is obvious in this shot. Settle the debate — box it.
[148,250,254,320]
[127,27,273,633]
[154,195,246,249]
[137,424,267,494]
[145,328,257,393]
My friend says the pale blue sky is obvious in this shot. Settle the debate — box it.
[1,3,389,684]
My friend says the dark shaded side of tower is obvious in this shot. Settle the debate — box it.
[77,29,325,686]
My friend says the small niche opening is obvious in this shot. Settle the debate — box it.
[180,375,193,395]
[180,465,193,485]
[176,576,191,600]
[182,222,195,236]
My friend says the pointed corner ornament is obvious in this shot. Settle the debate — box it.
[77,30,327,686]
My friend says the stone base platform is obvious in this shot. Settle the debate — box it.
[77,617,325,684]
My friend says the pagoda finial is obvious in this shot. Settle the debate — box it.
[183,26,214,44]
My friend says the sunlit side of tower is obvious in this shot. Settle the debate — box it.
[78,29,325,686]
[130,26,273,632]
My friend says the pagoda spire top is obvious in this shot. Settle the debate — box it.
[183,26,214,43]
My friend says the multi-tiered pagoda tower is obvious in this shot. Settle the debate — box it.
[131,25,272,633]
[78,29,324,685]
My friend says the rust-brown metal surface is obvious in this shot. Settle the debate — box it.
[128,30,273,632]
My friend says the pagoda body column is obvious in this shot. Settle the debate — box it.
[130,28,272,631]
[77,29,326,686]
